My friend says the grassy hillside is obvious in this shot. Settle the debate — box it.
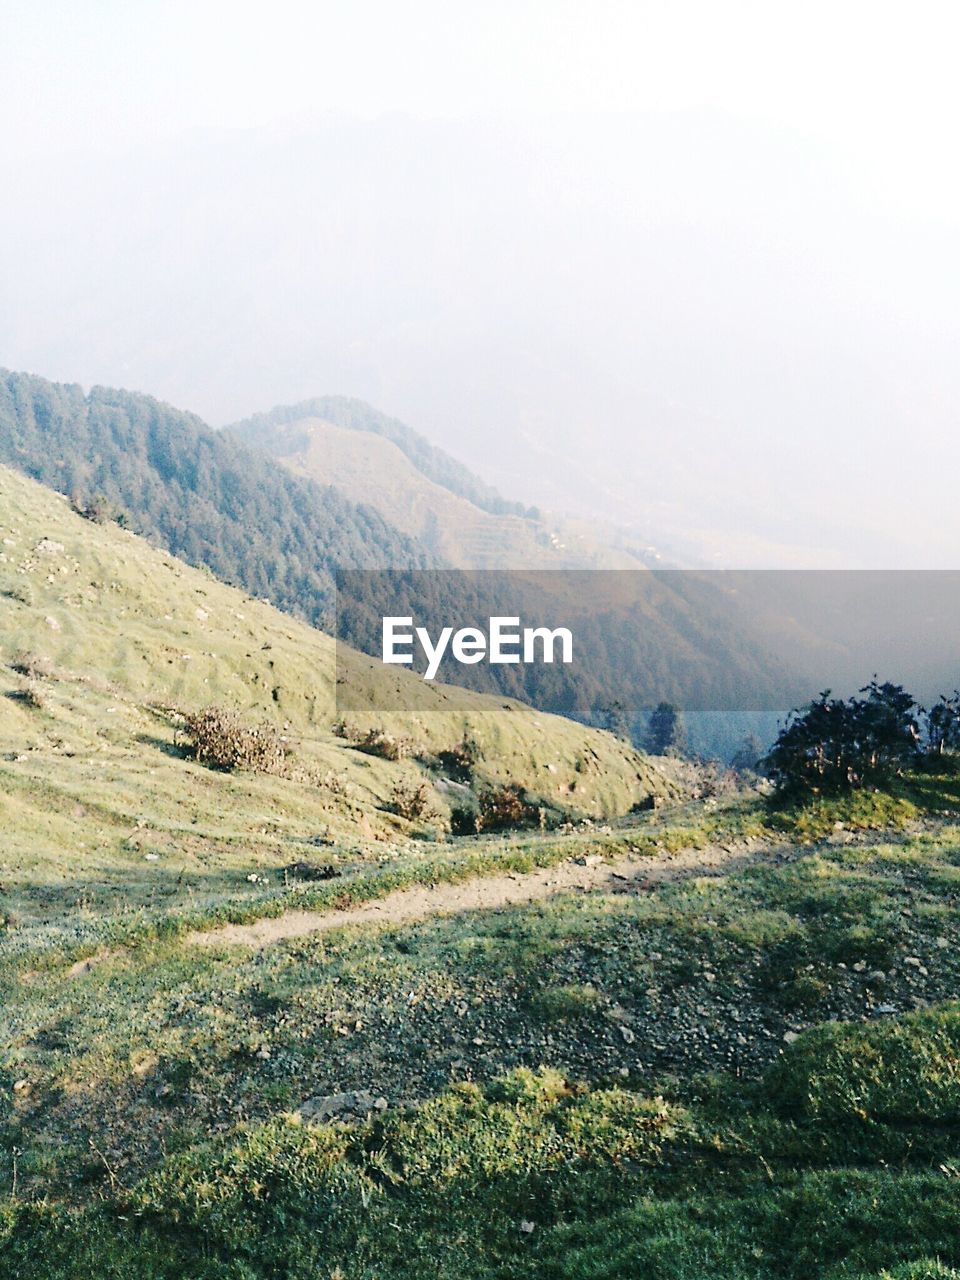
[0,463,671,916]
[227,413,567,568]
[7,679,960,1278]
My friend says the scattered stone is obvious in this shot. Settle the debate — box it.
[904,956,922,967]
[783,1030,799,1044]
[284,860,341,882]
[871,1003,898,1017]
[519,1221,536,1235]
[618,1025,636,1044]
[298,1091,381,1123]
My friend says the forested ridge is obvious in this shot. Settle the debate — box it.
[0,370,437,627]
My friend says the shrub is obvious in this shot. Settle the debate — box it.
[9,651,54,680]
[391,778,435,821]
[450,804,481,836]
[8,680,46,710]
[764,681,922,799]
[182,706,289,774]
[476,784,541,832]
[437,738,480,781]
[70,492,126,525]
[355,727,415,761]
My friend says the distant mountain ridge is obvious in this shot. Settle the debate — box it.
[229,396,537,520]
[225,397,659,572]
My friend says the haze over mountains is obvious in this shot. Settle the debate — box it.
[3,112,958,570]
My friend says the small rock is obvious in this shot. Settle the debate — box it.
[519,1221,536,1235]
[299,1091,378,1123]
[618,1025,636,1044]
[783,1030,799,1044]
[904,956,922,967]
[871,1003,898,1017]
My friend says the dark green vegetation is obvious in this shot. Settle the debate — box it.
[765,681,957,798]
[0,370,435,628]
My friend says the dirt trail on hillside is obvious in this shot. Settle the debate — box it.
[186,836,793,950]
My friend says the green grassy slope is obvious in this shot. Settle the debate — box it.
[0,463,670,915]
[227,413,567,568]
[6,776,960,1276]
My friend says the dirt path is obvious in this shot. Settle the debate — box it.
[187,835,789,950]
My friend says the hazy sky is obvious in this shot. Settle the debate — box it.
[2,2,959,566]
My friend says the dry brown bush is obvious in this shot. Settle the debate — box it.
[476,784,541,832]
[182,706,290,774]
[10,651,54,680]
[356,727,415,761]
[391,778,435,821]
[9,680,46,710]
